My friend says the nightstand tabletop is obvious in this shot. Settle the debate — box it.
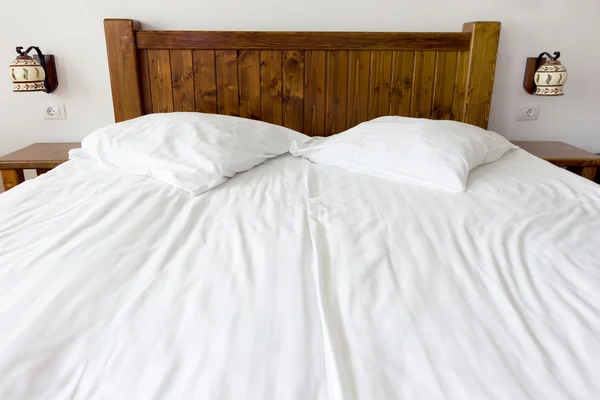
[512,141,600,167]
[0,143,80,169]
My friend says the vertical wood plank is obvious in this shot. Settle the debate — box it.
[36,168,50,176]
[431,51,458,120]
[1,169,25,191]
[389,51,414,117]
[147,49,174,113]
[347,50,371,127]
[452,51,469,121]
[410,51,436,118]
[170,50,195,112]
[325,51,349,135]
[260,50,283,125]
[462,22,501,129]
[104,19,143,122]
[238,50,261,120]
[215,50,239,116]
[283,50,305,131]
[193,50,217,114]
[304,51,326,136]
[368,51,393,119]
[138,50,153,115]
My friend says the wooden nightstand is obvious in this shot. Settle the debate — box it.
[512,141,600,182]
[0,143,80,191]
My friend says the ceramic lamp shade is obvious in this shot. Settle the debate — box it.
[534,60,568,96]
[9,54,46,92]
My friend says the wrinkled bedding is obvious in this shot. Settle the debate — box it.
[0,149,599,400]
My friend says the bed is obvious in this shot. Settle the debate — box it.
[1,19,599,400]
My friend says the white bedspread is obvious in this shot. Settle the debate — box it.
[0,149,599,400]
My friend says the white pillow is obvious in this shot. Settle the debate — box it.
[78,112,309,195]
[290,116,516,191]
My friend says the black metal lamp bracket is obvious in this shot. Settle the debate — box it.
[536,51,560,70]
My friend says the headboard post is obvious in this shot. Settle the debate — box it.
[461,22,501,129]
[104,19,144,123]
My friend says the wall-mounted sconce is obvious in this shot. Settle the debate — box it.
[523,52,568,96]
[8,46,58,93]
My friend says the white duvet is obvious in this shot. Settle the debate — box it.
[0,149,599,400]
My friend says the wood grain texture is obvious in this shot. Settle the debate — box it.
[215,50,240,116]
[580,167,597,181]
[368,51,393,119]
[282,50,305,131]
[170,50,195,112]
[147,49,174,112]
[389,51,415,117]
[105,20,501,136]
[410,51,436,118]
[347,51,372,127]
[523,57,546,95]
[462,22,501,129]
[137,31,471,51]
[432,51,459,120]
[1,170,24,191]
[511,141,600,166]
[304,51,326,136]
[193,50,217,114]
[452,51,469,121]
[0,142,79,191]
[260,51,283,125]
[138,50,153,115]
[104,19,143,122]
[0,143,80,169]
[568,166,598,181]
[513,140,600,182]
[238,50,261,120]
[325,51,349,135]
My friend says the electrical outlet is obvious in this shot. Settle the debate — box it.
[44,104,66,120]
[516,105,539,121]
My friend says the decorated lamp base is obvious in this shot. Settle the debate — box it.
[523,51,567,96]
[10,56,46,92]
[8,47,58,93]
[534,87,565,96]
[533,61,568,96]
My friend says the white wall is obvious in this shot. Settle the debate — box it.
[1,0,599,160]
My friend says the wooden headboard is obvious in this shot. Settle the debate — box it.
[104,19,500,135]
